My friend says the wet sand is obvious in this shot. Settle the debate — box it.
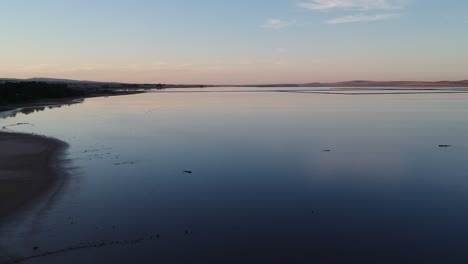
[0,132,68,223]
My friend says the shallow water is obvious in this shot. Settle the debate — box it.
[2,88,468,263]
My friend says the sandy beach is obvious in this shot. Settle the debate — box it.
[0,90,142,224]
[0,132,67,223]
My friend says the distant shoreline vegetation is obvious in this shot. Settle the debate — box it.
[0,82,86,105]
[0,80,207,112]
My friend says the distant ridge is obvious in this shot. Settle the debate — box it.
[0,77,123,85]
[27,77,116,84]
[0,78,207,89]
[1,78,468,88]
[248,80,468,88]
[304,80,468,87]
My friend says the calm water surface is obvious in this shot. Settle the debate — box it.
[1,88,468,263]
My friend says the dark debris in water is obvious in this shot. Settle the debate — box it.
[438,145,452,148]
[2,122,35,129]
[114,161,136,166]
[72,146,118,162]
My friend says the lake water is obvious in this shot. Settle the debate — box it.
[2,88,468,263]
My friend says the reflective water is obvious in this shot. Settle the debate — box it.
[2,88,468,263]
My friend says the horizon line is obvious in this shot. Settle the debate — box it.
[1,77,468,86]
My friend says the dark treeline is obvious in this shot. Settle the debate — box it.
[0,82,85,105]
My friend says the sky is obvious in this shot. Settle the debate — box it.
[1,0,467,84]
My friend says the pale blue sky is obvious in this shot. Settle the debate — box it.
[1,0,467,84]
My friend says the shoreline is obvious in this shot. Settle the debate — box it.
[0,132,69,224]
[0,90,143,113]
[0,91,143,224]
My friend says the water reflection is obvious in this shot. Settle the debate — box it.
[0,100,83,120]
[1,89,468,263]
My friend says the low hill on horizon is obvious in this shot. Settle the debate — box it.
[0,78,205,89]
[249,80,468,88]
[1,78,468,88]
[301,80,468,88]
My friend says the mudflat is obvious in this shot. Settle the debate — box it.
[0,132,67,223]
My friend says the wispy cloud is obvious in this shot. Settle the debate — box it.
[262,19,296,29]
[299,0,405,10]
[299,0,405,25]
[327,13,400,24]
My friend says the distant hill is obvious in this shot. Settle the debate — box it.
[1,78,468,88]
[0,82,85,106]
[0,77,129,87]
[298,80,468,88]
[0,78,205,89]
[247,80,468,88]
[25,78,121,84]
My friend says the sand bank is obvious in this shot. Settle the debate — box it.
[0,132,68,222]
